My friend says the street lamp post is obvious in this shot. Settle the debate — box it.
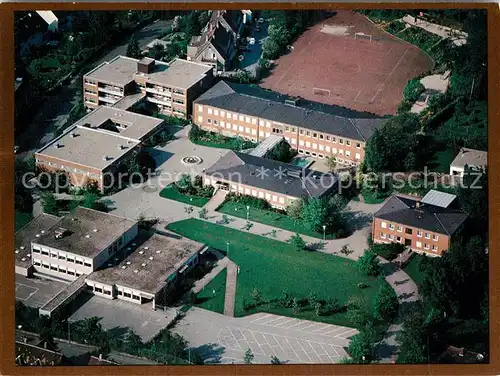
[322,225,326,241]
[226,241,230,256]
[246,205,250,221]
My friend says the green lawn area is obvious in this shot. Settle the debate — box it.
[217,202,335,240]
[15,211,33,231]
[159,184,210,207]
[194,269,227,314]
[403,254,426,287]
[167,219,388,329]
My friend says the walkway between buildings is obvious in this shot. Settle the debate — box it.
[223,260,238,317]
[191,256,229,295]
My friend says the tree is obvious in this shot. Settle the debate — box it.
[271,355,282,364]
[266,140,295,162]
[244,348,254,364]
[198,208,207,219]
[41,191,58,215]
[325,155,337,171]
[149,43,165,61]
[347,326,376,363]
[403,78,425,103]
[288,233,307,251]
[346,297,369,327]
[300,197,330,232]
[234,70,252,84]
[123,330,144,354]
[357,250,381,276]
[286,199,303,223]
[397,305,428,363]
[373,283,399,320]
[176,173,193,192]
[126,34,141,58]
[340,244,354,257]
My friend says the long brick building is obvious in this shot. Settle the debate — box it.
[193,81,386,165]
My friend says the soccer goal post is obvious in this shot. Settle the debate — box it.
[313,87,331,97]
[354,32,373,42]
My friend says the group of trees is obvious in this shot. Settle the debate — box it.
[15,302,199,365]
[265,140,297,163]
[288,196,348,237]
[188,124,257,151]
[176,174,214,198]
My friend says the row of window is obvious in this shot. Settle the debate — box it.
[173,98,185,105]
[33,245,92,266]
[199,106,362,148]
[36,160,101,178]
[117,290,141,301]
[297,150,358,165]
[214,181,288,204]
[379,234,438,251]
[33,260,84,276]
[93,286,112,295]
[380,221,439,241]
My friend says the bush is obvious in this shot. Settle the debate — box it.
[224,192,270,210]
[370,243,405,261]
[403,78,426,103]
[373,283,399,320]
[357,250,381,276]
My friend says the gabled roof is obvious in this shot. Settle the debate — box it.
[205,151,337,198]
[195,81,385,141]
[374,195,468,235]
[450,147,487,169]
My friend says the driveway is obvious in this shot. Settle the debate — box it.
[173,307,357,364]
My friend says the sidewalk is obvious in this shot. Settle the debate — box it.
[223,260,238,317]
[191,257,229,295]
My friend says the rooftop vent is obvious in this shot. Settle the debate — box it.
[55,227,69,239]
[103,155,109,161]
[139,250,144,255]
[35,234,40,238]
[134,270,139,273]
[40,230,45,234]
[85,234,91,239]
[149,256,154,261]
[20,246,25,250]
[70,132,78,138]
[127,247,132,251]
[121,265,127,269]
[126,261,131,265]
[285,98,299,107]
[107,263,112,267]
[141,263,146,267]
[118,145,124,150]
[21,258,26,262]
[93,228,98,232]
[156,250,161,254]
[53,143,61,149]
[15,250,19,254]
[132,243,137,246]
[144,247,149,250]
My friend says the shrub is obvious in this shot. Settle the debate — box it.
[225,192,270,210]
[288,233,307,251]
[357,250,381,276]
[404,78,426,103]
[370,243,405,261]
[373,283,399,320]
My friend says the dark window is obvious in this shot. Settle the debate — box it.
[95,287,103,293]
[84,262,91,268]
[118,290,123,296]
[50,265,57,271]
[76,260,83,265]
[41,251,49,256]
[104,290,111,295]
[124,292,131,298]
[133,295,140,301]
[58,255,65,260]
[405,228,413,235]
[33,249,40,254]
[67,270,75,276]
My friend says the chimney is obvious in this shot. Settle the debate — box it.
[415,202,420,209]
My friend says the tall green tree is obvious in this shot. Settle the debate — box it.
[373,283,399,320]
[126,34,141,59]
[300,197,330,232]
[357,250,381,276]
[288,233,307,251]
[397,305,428,363]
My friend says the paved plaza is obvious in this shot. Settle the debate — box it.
[174,307,357,364]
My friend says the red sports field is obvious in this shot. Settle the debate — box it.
[260,11,434,116]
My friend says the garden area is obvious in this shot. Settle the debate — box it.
[159,174,213,207]
[217,201,335,240]
[167,218,392,334]
[159,184,211,208]
[188,124,257,151]
[193,269,227,314]
[403,253,426,287]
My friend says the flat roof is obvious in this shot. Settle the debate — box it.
[87,232,205,295]
[84,56,137,86]
[15,213,60,268]
[85,55,212,90]
[135,58,213,89]
[72,105,163,141]
[112,92,146,111]
[36,125,139,171]
[451,147,487,169]
[33,207,138,259]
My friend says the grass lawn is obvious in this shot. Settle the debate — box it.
[194,269,227,314]
[15,211,33,231]
[403,253,426,287]
[159,184,210,207]
[217,202,336,240]
[167,219,388,330]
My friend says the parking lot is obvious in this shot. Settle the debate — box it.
[174,308,358,364]
[15,274,68,308]
[69,294,176,342]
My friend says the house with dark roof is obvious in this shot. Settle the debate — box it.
[187,10,244,71]
[193,80,386,166]
[203,150,338,209]
[372,191,468,256]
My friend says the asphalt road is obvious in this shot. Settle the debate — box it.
[16,18,173,157]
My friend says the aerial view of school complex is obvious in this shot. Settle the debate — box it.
[13,9,488,366]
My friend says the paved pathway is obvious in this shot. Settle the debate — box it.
[223,260,238,317]
[204,189,228,212]
[173,307,358,364]
[375,257,421,363]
